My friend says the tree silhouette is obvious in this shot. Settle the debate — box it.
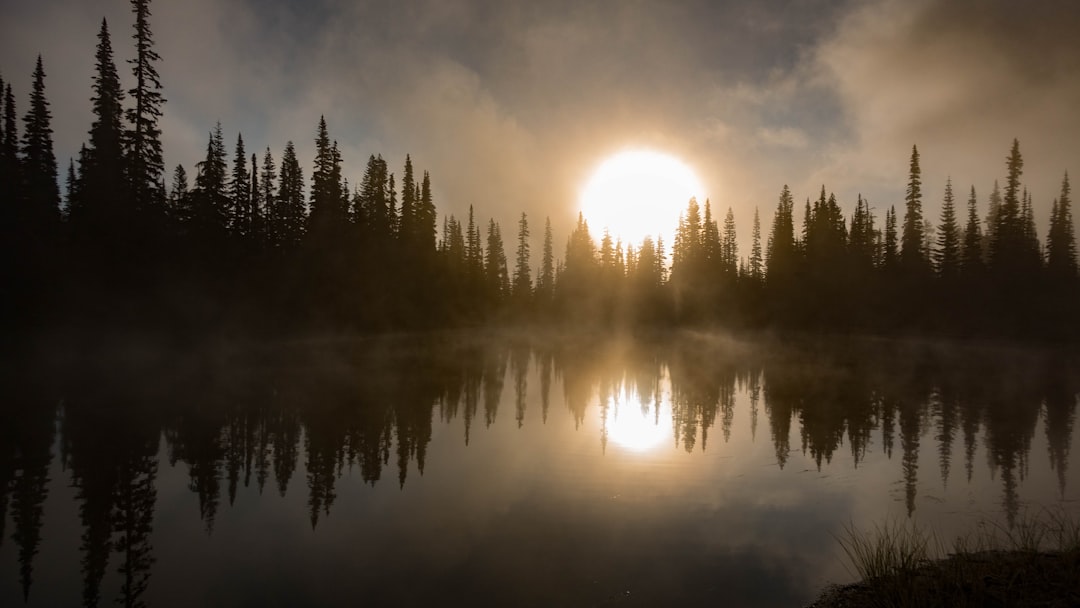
[72,19,127,244]
[512,212,532,308]
[900,145,927,274]
[960,186,983,276]
[934,178,960,279]
[191,123,228,239]
[1046,172,1076,279]
[228,133,249,238]
[748,207,763,283]
[276,141,305,249]
[19,56,59,235]
[991,139,1025,275]
[125,0,165,212]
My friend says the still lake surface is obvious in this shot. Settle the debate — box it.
[2,331,1079,606]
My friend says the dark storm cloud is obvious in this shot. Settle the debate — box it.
[2,0,1078,246]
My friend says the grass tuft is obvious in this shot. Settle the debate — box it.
[835,518,934,583]
[815,509,1080,608]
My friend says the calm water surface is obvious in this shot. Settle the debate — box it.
[2,332,1078,606]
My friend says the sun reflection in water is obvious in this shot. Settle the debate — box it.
[601,378,674,453]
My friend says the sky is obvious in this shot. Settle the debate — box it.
[2,0,1079,252]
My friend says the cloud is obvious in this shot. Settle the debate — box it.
[810,0,1080,219]
[4,0,1078,252]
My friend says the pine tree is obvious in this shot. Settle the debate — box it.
[883,206,898,268]
[485,219,509,301]
[418,171,436,251]
[64,158,77,218]
[192,123,228,234]
[702,199,720,265]
[991,139,1024,273]
[168,164,189,223]
[1,83,18,206]
[1046,173,1076,278]
[512,212,531,300]
[399,155,416,244]
[765,185,796,284]
[900,144,926,272]
[75,19,127,234]
[276,141,305,248]
[125,0,166,211]
[249,152,261,247]
[960,186,983,276]
[258,148,276,247]
[1020,188,1040,268]
[749,207,763,282]
[20,56,60,231]
[983,180,1002,261]
[721,207,738,275]
[229,133,249,237]
[387,172,398,238]
[308,117,345,236]
[537,217,555,302]
[357,153,389,237]
[934,178,960,279]
[849,194,876,269]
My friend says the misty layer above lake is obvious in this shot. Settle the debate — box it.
[1,332,1077,606]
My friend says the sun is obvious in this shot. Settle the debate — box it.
[579,149,705,248]
[602,388,673,453]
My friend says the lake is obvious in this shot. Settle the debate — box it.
[2,331,1078,606]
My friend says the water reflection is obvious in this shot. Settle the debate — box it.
[1,334,1078,606]
[600,374,672,453]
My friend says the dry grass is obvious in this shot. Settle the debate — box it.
[813,508,1080,607]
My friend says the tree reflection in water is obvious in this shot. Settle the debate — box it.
[1,333,1078,605]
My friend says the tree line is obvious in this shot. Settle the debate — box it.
[2,0,1077,340]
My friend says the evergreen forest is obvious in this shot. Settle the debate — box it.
[4,1,1078,343]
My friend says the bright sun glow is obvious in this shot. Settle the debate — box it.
[580,149,705,248]
[603,388,673,453]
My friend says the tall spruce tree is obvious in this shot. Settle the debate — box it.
[900,145,926,272]
[990,139,1024,274]
[749,207,763,282]
[849,194,876,269]
[276,141,304,248]
[934,178,960,279]
[765,185,796,284]
[192,123,228,235]
[883,206,898,269]
[960,186,983,276]
[418,171,436,251]
[701,199,719,265]
[125,0,166,211]
[512,212,531,300]
[983,180,1002,261]
[308,117,345,237]
[249,152,261,247]
[64,158,77,218]
[1046,172,1076,278]
[1,83,18,204]
[259,148,276,247]
[399,155,416,244]
[357,153,389,237]
[75,19,127,235]
[721,207,738,275]
[229,133,249,237]
[537,217,555,302]
[20,56,60,232]
[1020,188,1040,268]
[485,219,509,301]
[168,164,189,223]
